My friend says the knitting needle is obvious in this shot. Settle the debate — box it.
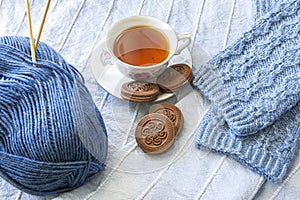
[25,0,37,63]
[34,0,51,50]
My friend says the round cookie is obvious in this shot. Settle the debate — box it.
[121,81,160,103]
[156,64,193,93]
[148,103,183,136]
[135,113,175,154]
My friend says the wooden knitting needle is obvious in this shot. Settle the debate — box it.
[34,0,51,50]
[25,0,36,63]
[25,0,51,65]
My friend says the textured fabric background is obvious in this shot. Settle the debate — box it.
[0,0,299,199]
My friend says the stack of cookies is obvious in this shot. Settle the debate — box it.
[121,64,193,103]
[135,103,183,154]
[121,81,160,103]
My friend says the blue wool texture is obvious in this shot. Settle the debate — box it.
[252,0,282,21]
[193,0,300,136]
[0,36,108,195]
[193,0,300,183]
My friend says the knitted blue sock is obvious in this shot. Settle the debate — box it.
[195,102,300,183]
[193,0,300,183]
[193,0,300,136]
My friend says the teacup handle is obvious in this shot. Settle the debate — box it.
[175,32,191,55]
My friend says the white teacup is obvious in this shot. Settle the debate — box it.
[105,16,191,81]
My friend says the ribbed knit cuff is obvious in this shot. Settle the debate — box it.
[193,0,300,136]
[196,102,300,183]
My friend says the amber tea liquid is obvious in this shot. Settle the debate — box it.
[113,26,169,66]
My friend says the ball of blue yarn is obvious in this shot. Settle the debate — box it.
[0,36,108,196]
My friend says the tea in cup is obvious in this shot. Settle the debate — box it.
[105,16,191,81]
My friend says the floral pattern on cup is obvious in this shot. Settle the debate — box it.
[130,72,152,81]
[128,65,168,81]
[100,49,113,66]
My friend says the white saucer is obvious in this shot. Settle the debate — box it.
[90,39,193,102]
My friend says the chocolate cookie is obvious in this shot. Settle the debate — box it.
[148,103,183,136]
[156,64,193,93]
[121,81,160,103]
[135,113,175,154]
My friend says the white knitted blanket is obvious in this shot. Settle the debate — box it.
[0,0,299,199]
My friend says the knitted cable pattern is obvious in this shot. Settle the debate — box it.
[0,36,108,196]
[193,0,300,183]
[193,0,300,136]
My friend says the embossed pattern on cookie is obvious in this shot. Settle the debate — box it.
[135,113,175,154]
[157,64,193,93]
[148,103,184,136]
